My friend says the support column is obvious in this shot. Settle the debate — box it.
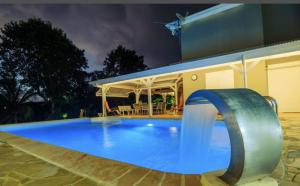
[242,55,248,88]
[134,89,141,104]
[101,85,109,117]
[147,86,152,116]
[174,83,178,107]
[143,78,154,116]
[162,93,167,102]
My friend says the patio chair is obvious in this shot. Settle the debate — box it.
[154,102,163,114]
[169,104,182,115]
[133,103,141,115]
[141,103,149,115]
[124,106,133,115]
[106,101,120,116]
[118,106,125,115]
[118,105,133,115]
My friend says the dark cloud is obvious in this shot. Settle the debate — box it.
[0,4,213,72]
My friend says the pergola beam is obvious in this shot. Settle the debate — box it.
[153,76,181,83]
[139,82,176,90]
[174,74,183,83]
[108,84,135,90]
[106,93,129,98]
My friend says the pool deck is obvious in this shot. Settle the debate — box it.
[0,141,98,186]
[0,132,216,186]
[278,113,300,185]
[0,113,299,186]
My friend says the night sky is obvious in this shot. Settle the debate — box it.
[0,4,213,72]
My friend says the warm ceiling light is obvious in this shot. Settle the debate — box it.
[191,74,198,81]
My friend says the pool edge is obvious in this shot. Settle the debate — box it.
[0,132,228,186]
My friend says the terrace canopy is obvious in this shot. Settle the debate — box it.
[91,72,183,116]
[90,40,300,116]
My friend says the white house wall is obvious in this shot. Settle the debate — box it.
[205,69,234,89]
[268,61,300,112]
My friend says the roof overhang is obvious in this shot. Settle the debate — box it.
[165,4,243,36]
[90,40,300,87]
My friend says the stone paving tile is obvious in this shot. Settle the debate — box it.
[161,173,182,186]
[72,178,100,186]
[22,174,82,186]
[0,141,99,186]
[2,177,20,186]
[92,164,133,183]
[115,167,150,186]
[185,175,202,186]
[279,114,300,185]
[135,170,164,186]
[7,172,31,184]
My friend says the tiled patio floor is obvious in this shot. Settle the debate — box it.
[278,114,300,185]
[0,141,99,186]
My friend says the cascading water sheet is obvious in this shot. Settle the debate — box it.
[180,103,218,172]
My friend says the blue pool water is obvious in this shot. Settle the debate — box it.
[0,119,230,174]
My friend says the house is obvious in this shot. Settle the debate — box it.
[91,4,300,116]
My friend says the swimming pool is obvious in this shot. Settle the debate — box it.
[0,118,230,174]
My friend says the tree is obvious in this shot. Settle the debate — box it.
[88,70,106,81]
[0,55,36,123]
[0,18,88,118]
[102,45,148,77]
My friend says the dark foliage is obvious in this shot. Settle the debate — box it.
[88,45,149,114]
[0,18,88,123]
[102,45,148,77]
[87,70,106,81]
[0,18,150,124]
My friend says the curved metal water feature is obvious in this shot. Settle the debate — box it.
[264,96,278,115]
[185,89,282,185]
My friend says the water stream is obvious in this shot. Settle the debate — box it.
[180,103,218,172]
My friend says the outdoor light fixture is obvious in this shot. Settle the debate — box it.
[191,74,198,81]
